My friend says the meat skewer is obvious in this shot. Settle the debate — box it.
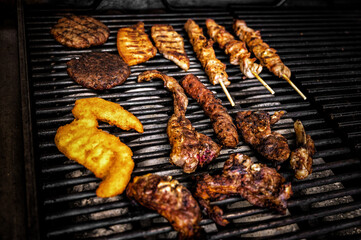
[184,19,235,106]
[127,174,202,239]
[290,120,316,179]
[235,110,291,163]
[194,153,293,226]
[205,19,275,95]
[181,74,239,148]
[233,19,307,100]
[138,70,221,173]
[151,24,190,71]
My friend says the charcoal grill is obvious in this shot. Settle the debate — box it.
[14,0,361,239]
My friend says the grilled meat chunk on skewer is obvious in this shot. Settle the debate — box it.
[233,19,291,79]
[117,22,157,66]
[184,19,230,86]
[151,24,190,71]
[205,19,262,79]
[138,70,221,173]
[181,74,239,148]
[194,153,293,226]
[236,111,290,163]
[127,174,202,239]
[290,120,316,179]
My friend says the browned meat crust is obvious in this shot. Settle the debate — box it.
[290,120,316,179]
[194,153,293,226]
[67,52,130,90]
[236,110,290,163]
[50,15,110,49]
[181,74,239,148]
[138,70,221,173]
[126,174,202,239]
[151,24,190,71]
[117,22,157,66]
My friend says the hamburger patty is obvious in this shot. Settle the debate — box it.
[67,52,131,90]
[51,15,110,49]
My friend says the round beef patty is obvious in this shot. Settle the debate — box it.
[67,52,131,90]
[51,15,110,49]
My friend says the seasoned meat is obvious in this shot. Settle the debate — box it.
[126,174,202,239]
[290,120,316,179]
[181,74,239,148]
[194,153,293,226]
[138,70,221,173]
[151,24,190,71]
[117,22,157,66]
[236,110,290,163]
[50,15,110,49]
[184,19,230,86]
[66,52,130,90]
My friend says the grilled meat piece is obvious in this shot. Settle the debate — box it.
[50,15,110,49]
[126,174,202,239]
[181,74,239,148]
[67,52,130,90]
[151,24,190,71]
[290,120,316,179]
[117,22,157,66]
[233,19,291,79]
[195,153,293,226]
[205,19,262,79]
[138,70,221,173]
[184,19,230,86]
[236,111,290,163]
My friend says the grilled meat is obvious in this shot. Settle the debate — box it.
[138,70,221,173]
[50,15,110,49]
[126,174,202,239]
[181,74,239,148]
[184,19,230,86]
[235,111,290,163]
[233,19,291,79]
[290,120,316,179]
[66,52,130,90]
[117,22,157,66]
[151,24,190,71]
[206,19,262,79]
[194,153,293,226]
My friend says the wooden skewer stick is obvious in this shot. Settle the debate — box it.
[282,74,307,100]
[219,79,235,107]
[251,71,275,95]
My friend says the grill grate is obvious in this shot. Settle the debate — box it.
[22,7,361,240]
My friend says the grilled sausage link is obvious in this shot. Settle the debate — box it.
[181,74,239,148]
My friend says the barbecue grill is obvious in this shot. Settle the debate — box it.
[2,0,361,239]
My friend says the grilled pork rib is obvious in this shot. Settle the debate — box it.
[290,120,316,179]
[194,153,293,226]
[138,70,221,173]
[127,174,202,239]
[117,22,157,66]
[181,74,239,148]
[151,24,190,71]
[236,111,290,163]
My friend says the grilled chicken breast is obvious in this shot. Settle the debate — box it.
[151,24,190,71]
[117,22,157,66]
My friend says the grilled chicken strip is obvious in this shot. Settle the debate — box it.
[194,153,293,226]
[117,22,157,66]
[205,19,262,79]
[151,24,190,71]
[181,74,239,148]
[138,70,221,173]
[236,111,290,163]
[233,19,291,79]
[290,120,316,179]
[184,19,230,86]
[127,174,202,239]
